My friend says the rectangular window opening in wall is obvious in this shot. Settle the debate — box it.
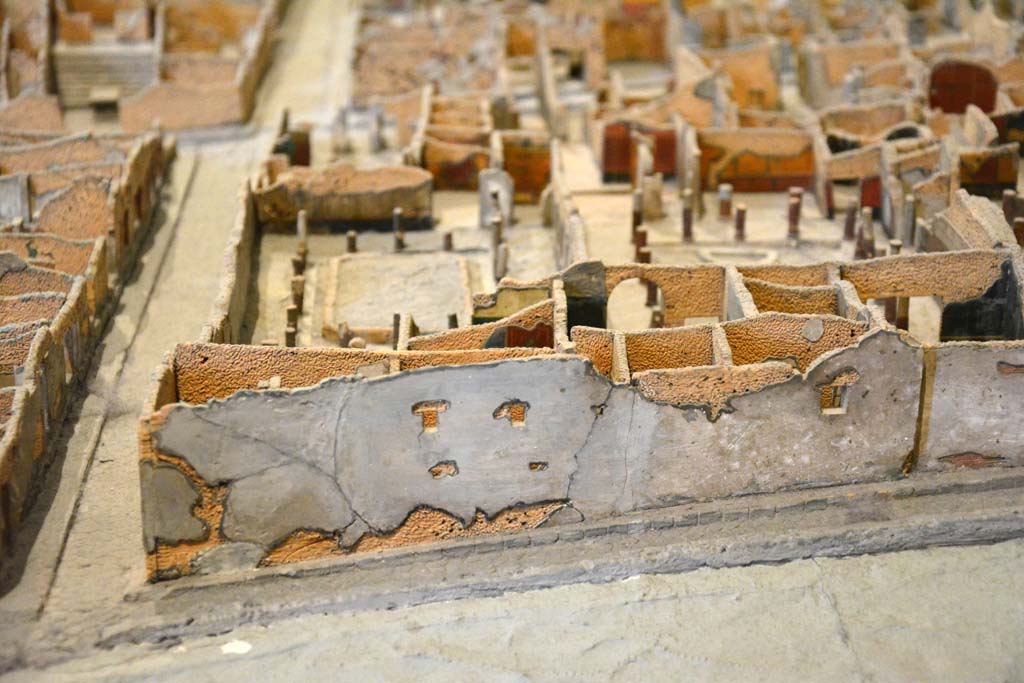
[494,400,529,427]
[412,400,450,433]
[820,384,848,415]
[819,369,859,416]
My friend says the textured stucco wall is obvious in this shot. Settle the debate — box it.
[142,330,924,579]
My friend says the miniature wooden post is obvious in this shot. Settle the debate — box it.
[718,183,733,220]
[495,243,509,280]
[290,276,304,313]
[391,313,401,350]
[682,188,694,242]
[634,227,647,261]
[1003,189,1017,223]
[903,193,917,246]
[1014,217,1024,247]
[650,309,664,328]
[734,203,746,242]
[637,246,651,264]
[291,254,305,276]
[890,240,910,330]
[346,230,358,253]
[787,197,801,240]
[646,281,658,306]
[843,204,857,241]
[284,326,297,347]
[492,213,504,245]
[448,313,458,329]
[393,207,405,251]
[296,210,308,263]
[286,304,298,327]
[861,207,876,258]
[631,188,642,243]
[443,232,453,251]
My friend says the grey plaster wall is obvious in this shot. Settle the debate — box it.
[923,342,1024,468]
[571,330,922,514]
[144,332,923,561]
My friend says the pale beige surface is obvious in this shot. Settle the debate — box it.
[9,540,1024,682]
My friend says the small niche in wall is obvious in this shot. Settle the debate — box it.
[819,369,860,416]
[412,400,450,433]
[429,461,459,479]
[493,400,529,427]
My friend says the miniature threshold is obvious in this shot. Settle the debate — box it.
[0,0,1023,667]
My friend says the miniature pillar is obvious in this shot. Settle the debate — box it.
[284,326,296,348]
[1014,217,1024,247]
[682,188,694,242]
[290,276,305,313]
[1004,189,1018,223]
[787,197,801,240]
[645,281,658,306]
[634,228,647,261]
[631,189,642,243]
[391,313,401,350]
[443,232,453,251]
[861,207,876,258]
[346,230,358,253]
[718,183,733,220]
[492,213,504,245]
[843,204,857,241]
[448,313,458,329]
[903,193,917,246]
[286,304,298,327]
[650,309,664,328]
[296,210,308,262]
[890,240,909,330]
[734,203,746,242]
[637,246,651,264]
[495,243,509,280]
[290,254,305,276]
[393,207,405,251]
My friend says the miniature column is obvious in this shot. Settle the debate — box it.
[393,207,405,251]
[296,210,308,265]
[1014,217,1024,247]
[890,240,909,331]
[646,281,658,307]
[903,193,917,246]
[734,203,747,242]
[787,197,801,240]
[682,188,694,243]
[843,204,857,241]
[290,275,305,314]
[286,305,298,328]
[284,326,297,348]
[448,313,459,329]
[718,183,733,220]
[637,246,651,264]
[861,207,876,258]
[1004,189,1018,223]
[634,227,648,262]
[443,232,454,251]
[631,188,643,243]
[346,230,358,253]
[391,313,401,351]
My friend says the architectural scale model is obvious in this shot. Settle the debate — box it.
[1,0,1024,677]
